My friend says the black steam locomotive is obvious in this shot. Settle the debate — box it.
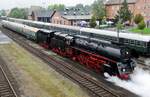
[1,20,136,80]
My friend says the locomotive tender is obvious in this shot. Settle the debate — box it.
[3,17,150,57]
[1,20,136,79]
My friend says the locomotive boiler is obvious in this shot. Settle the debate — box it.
[50,32,136,79]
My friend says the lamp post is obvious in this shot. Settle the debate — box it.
[117,0,122,43]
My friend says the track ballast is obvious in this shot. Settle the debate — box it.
[0,61,18,97]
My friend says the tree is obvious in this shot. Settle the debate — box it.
[75,4,84,9]
[115,0,132,23]
[134,14,144,24]
[84,5,91,11]
[116,20,124,30]
[89,16,97,28]
[92,0,106,25]
[9,8,27,19]
[138,20,146,30]
[0,10,6,16]
[48,4,65,11]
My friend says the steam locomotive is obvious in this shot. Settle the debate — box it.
[1,20,136,79]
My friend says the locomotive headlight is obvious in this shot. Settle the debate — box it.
[123,69,126,72]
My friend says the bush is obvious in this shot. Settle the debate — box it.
[138,20,146,30]
[134,14,144,24]
[116,20,124,30]
[89,16,97,28]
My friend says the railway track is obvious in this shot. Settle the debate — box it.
[136,59,150,70]
[1,27,126,97]
[0,63,18,97]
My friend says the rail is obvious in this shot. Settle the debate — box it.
[0,65,18,97]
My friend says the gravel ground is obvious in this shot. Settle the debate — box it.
[0,42,90,97]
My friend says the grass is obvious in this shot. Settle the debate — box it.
[0,42,89,97]
[129,27,150,34]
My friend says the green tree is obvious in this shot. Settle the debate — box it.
[0,10,6,16]
[115,0,132,23]
[134,14,144,24]
[84,5,91,11]
[9,8,27,19]
[48,4,65,11]
[116,20,124,31]
[92,0,106,25]
[138,20,146,30]
[89,16,97,28]
[75,4,84,9]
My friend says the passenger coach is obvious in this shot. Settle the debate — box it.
[4,17,150,57]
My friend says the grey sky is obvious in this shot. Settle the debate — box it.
[0,0,95,10]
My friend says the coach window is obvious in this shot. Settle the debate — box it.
[107,36,111,41]
[90,33,94,38]
[139,41,143,47]
[100,35,104,40]
[136,41,141,46]
[105,36,111,41]
[105,36,110,41]
[99,35,105,40]
[106,36,110,40]
[130,40,135,45]
[124,39,129,44]
[94,34,99,39]
[82,31,90,36]
[102,35,106,39]
[111,37,115,41]
[143,42,147,47]
[93,34,97,39]
[110,37,114,41]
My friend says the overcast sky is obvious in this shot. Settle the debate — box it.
[0,0,95,10]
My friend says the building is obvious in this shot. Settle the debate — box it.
[105,0,150,22]
[51,8,92,26]
[28,6,45,20]
[29,10,55,22]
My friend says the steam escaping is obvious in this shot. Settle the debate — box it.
[106,67,150,97]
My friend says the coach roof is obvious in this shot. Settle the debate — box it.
[80,28,150,42]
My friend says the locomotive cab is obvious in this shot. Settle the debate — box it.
[36,29,55,48]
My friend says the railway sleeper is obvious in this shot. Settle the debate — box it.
[97,91,109,95]
[0,85,9,88]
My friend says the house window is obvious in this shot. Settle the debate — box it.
[57,20,59,24]
[64,21,65,25]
